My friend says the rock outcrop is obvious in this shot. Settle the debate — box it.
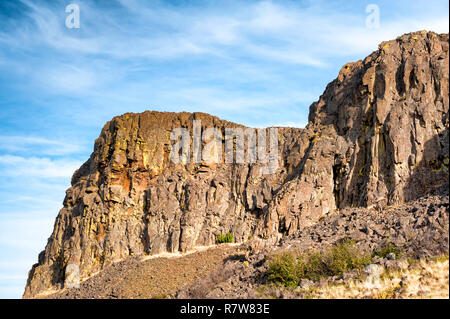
[37,193,450,299]
[23,31,449,298]
[175,193,449,299]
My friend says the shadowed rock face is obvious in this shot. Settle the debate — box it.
[23,31,449,298]
[308,31,449,207]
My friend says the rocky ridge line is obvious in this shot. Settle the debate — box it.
[24,30,449,298]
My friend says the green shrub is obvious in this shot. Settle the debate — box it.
[217,232,234,244]
[327,239,372,275]
[267,251,305,287]
[267,239,371,287]
[431,253,449,263]
[373,242,402,258]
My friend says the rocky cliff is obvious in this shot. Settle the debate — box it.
[23,31,449,298]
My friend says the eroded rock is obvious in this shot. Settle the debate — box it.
[23,31,449,298]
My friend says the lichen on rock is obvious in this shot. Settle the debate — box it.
[23,31,449,298]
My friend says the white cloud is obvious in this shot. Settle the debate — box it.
[0,285,27,299]
[0,0,448,299]
[0,210,58,298]
[1,0,447,103]
[1,0,447,68]
[269,121,308,129]
[46,65,99,94]
[0,135,83,156]
[0,214,55,250]
[0,155,82,178]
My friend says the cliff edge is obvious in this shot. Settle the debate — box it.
[24,31,449,298]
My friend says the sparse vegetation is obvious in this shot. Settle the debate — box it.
[248,253,449,299]
[431,253,449,263]
[217,232,234,244]
[267,239,372,287]
[373,242,402,258]
[266,251,302,287]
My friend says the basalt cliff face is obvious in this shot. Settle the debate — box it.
[24,31,449,298]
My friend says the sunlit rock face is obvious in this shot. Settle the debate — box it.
[23,31,449,298]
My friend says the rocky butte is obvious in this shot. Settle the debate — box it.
[23,31,449,298]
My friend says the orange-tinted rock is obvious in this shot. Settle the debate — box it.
[23,31,449,298]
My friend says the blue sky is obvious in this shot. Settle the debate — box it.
[0,0,448,298]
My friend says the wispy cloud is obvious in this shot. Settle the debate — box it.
[0,135,84,156]
[0,210,57,298]
[0,155,82,178]
[0,0,446,126]
[0,0,448,299]
[0,211,55,250]
[3,0,447,66]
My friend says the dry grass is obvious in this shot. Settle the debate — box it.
[267,239,371,287]
[297,255,449,299]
